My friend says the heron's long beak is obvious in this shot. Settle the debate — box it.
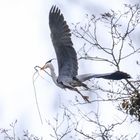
[41,63,49,70]
[41,58,55,70]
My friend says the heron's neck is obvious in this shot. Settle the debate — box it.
[49,64,58,85]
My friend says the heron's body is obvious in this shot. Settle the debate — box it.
[41,6,131,102]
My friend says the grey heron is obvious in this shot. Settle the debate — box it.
[41,6,131,102]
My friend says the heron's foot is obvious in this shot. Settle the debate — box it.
[74,88,90,103]
[82,95,90,103]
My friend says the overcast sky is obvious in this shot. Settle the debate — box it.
[0,0,139,139]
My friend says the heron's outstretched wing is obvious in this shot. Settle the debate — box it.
[49,6,78,78]
[77,71,131,82]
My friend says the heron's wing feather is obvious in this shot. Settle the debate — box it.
[49,6,78,78]
[77,71,131,82]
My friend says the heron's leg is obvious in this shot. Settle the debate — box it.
[73,77,90,89]
[81,83,90,90]
[61,81,90,103]
[74,87,90,103]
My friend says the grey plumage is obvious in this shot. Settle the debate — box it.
[49,6,78,79]
[41,6,131,102]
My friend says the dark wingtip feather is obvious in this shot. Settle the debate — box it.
[106,71,131,80]
[116,71,131,79]
[50,5,60,15]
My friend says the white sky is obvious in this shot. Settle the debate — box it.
[0,0,140,139]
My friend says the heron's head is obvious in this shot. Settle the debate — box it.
[41,59,55,70]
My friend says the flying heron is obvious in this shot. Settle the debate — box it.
[40,6,131,102]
